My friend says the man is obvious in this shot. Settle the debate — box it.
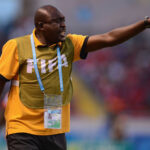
[0,4,149,150]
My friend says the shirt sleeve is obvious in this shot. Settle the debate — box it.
[0,39,19,80]
[67,34,87,62]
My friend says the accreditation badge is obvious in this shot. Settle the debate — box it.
[44,94,62,129]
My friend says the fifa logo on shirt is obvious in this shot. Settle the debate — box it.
[27,54,68,73]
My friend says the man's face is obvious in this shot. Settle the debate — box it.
[42,10,66,44]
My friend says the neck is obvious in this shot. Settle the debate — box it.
[35,30,55,46]
[35,30,46,44]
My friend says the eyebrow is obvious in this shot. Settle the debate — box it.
[52,16,65,21]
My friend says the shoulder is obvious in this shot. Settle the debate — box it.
[4,39,17,46]
[15,35,30,42]
[2,39,18,53]
[4,35,30,47]
[65,33,87,45]
[66,33,86,40]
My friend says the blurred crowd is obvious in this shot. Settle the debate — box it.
[0,16,33,53]
[74,33,150,117]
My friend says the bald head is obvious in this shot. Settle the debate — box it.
[34,5,61,28]
[34,5,66,45]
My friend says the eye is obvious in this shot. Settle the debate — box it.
[60,18,65,22]
[55,19,61,23]
[54,18,65,24]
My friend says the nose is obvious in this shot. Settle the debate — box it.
[60,21,65,28]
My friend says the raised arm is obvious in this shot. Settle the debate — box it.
[86,18,150,52]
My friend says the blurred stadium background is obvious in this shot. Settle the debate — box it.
[0,0,150,149]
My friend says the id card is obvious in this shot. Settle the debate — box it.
[44,94,62,129]
[44,107,62,129]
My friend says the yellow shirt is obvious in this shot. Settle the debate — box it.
[0,30,86,136]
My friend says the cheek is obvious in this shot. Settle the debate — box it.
[44,24,60,39]
[51,27,60,37]
[48,26,59,35]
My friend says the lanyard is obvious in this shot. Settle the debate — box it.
[30,34,64,93]
[57,46,64,92]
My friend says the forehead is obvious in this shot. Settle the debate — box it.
[44,8,64,21]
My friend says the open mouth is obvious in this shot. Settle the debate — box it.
[59,31,66,41]
[60,30,66,36]
[58,28,66,41]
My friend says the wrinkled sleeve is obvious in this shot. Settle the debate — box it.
[0,39,19,80]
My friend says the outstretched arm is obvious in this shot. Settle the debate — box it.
[86,18,150,52]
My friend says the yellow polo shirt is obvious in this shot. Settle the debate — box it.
[0,30,86,136]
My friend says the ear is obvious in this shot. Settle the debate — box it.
[37,22,44,30]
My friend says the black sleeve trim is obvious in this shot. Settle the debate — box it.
[0,74,9,82]
[80,36,89,59]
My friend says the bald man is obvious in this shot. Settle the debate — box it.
[0,5,150,150]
